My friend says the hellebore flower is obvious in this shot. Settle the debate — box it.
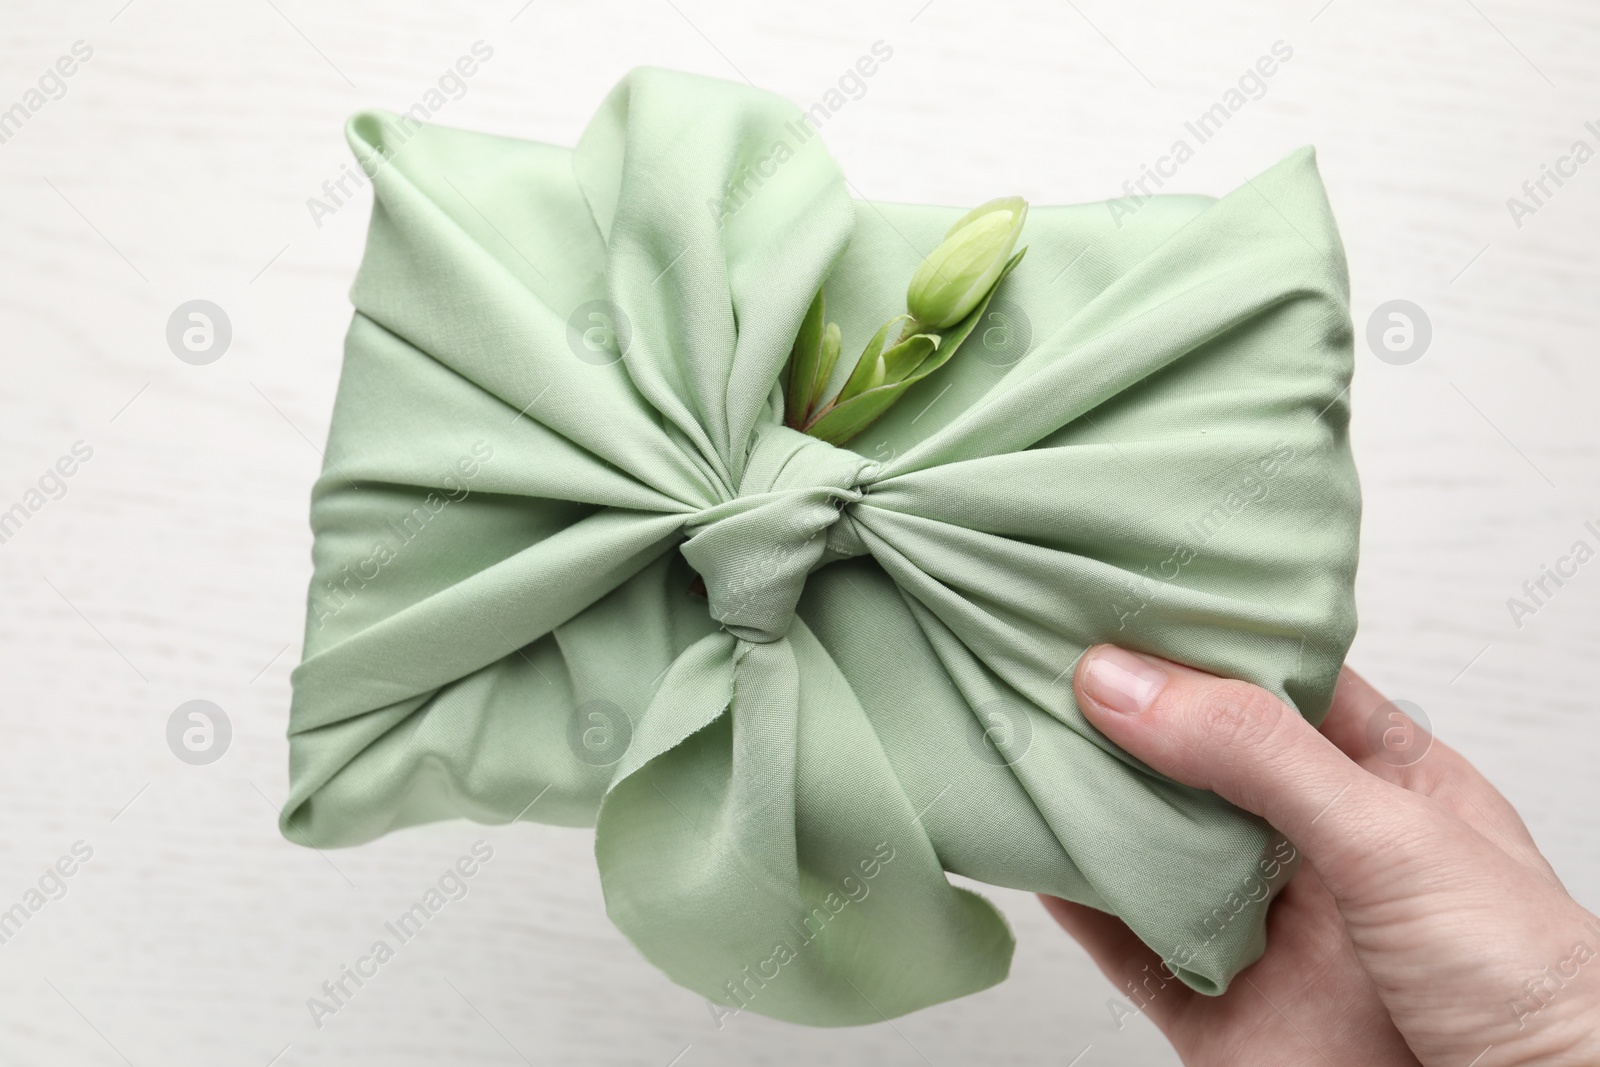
[784,195,1028,445]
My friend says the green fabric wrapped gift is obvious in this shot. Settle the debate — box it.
[283,66,1359,1026]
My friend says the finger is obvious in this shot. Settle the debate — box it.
[1038,895,1192,1031]
[1073,645,1422,885]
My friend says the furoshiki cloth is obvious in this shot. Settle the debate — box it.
[283,67,1360,1026]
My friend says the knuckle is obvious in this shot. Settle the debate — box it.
[1189,681,1289,752]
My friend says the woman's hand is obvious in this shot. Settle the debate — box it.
[1043,646,1600,1067]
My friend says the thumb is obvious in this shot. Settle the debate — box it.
[1073,644,1408,876]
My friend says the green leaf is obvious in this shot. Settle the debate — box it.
[836,323,891,405]
[804,380,914,445]
[880,333,939,384]
[784,289,827,428]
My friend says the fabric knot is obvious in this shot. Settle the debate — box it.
[681,424,878,642]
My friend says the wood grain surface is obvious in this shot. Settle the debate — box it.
[2,0,1597,1063]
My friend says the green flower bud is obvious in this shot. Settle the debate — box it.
[905,196,1028,329]
[784,289,828,428]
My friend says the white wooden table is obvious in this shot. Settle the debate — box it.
[2,0,1597,1063]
